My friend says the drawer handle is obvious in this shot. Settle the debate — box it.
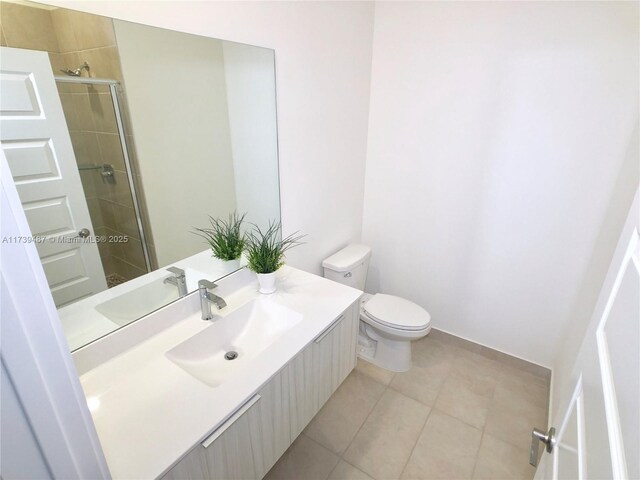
[314,315,344,344]
[201,394,261,448]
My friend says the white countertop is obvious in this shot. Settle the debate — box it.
[75,266,361,479]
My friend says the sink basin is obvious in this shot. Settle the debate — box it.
[165,298,303,387]
[95,268,207,325]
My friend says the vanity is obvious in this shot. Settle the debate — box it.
[73,266,362,479]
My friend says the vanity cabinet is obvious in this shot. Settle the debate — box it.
[160,301,359,480]
[288,304,359,438]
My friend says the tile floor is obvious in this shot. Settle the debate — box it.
[265,329,550,480]
[106,273,127,288]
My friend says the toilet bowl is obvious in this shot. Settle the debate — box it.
[322,244,431,372]
[358,293,431,372]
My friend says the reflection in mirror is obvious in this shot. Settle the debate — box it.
[0,0,280,350]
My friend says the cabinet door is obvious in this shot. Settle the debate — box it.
[315,303,358,406]
[202,394,261,480]
[161,395,261,480]
[288,302,359,439]
[205,379,295,480]
[288,345,319,439]
[248,369,291,478]
[204,412,256,480]
[335,302,358,385]
[161,367,292,480]
[160,447,208,480]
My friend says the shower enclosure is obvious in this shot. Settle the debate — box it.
[55,75,152,287]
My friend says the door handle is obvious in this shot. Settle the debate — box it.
[314,315,344,343]
[77,228,91,239]
[530,427,556,466]
[201,394,261,448]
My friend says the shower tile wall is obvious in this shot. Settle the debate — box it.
[1,2,154,282]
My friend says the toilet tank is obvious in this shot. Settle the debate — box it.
[322,244,371,290]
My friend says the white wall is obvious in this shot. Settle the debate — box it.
[114,20,236,267]
[47,0,375,274]
[362,1,639,366]
[222,41,280,232]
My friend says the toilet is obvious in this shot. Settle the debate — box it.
[322,244,431,372]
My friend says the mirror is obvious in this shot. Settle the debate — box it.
[0,1,280,350]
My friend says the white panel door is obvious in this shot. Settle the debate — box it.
[553,377,586,479]
[534,189,639,480]
[0,46,107,306]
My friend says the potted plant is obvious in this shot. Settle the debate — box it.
[194,212,246,271]
[245,221,304,294]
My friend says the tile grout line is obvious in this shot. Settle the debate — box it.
[469,362,502,478]
[414,345,497,479]
[324,459,340,480]
[345,460,376,480]
[480,367,550,454]
[325,456,372,480]
[355,356,451,479]
[339,379,388,454]
[470,431,488,477]
[397,403,433,479]
[471,362,546,477]
[321,432,340,480]
[336,367,392,480]
[298,433,340,480]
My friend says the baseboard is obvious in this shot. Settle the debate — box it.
[429,327,552,381]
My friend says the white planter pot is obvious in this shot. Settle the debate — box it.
[212,257,241,273]
[256,272,277,294]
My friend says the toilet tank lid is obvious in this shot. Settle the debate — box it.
[322,244,371,272]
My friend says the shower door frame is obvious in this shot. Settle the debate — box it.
[55,75,153,274]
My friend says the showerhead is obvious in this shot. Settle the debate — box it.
[59,61,90,77]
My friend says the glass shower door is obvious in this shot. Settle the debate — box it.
[56,77,151,287]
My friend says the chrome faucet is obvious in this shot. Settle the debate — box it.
[198,279,227,320]
[164,267,187,297]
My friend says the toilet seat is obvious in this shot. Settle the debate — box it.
[363,294,431,331]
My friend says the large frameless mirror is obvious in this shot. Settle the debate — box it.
[0,0,280,350]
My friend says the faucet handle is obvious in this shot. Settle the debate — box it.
[198,279,218,290]
[167,266,185,277]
